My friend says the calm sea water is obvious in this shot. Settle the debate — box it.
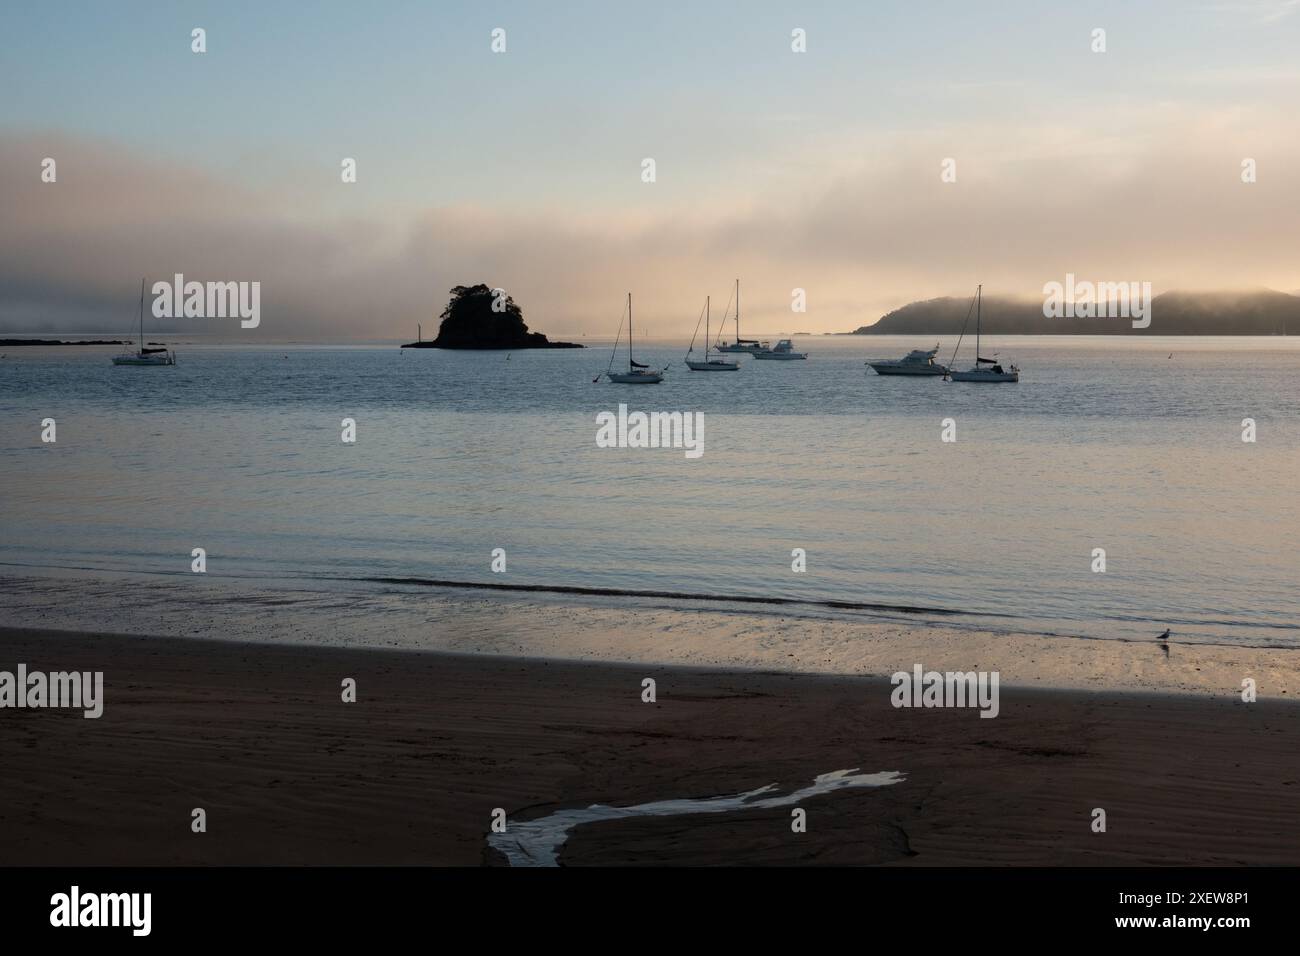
[1,335,1297,647]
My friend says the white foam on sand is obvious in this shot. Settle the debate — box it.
[487,768,905,866]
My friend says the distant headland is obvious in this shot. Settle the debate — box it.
[0,338,126,346]
[403,284,582,349]
[850,289,1299,335]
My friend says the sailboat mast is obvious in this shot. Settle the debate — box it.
[705,295,710,358]
[735,278,740,341]
[628,292,633,371]
[975,283,981,362]
[138,278,145,352]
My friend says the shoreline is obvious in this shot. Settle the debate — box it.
[2,625,1297,866]
[1,572,1295,700]
[13,621,1298,707]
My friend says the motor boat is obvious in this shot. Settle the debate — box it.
[867,345,947,376]
[751,339,807,360]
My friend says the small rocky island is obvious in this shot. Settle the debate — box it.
[403,284,582,349]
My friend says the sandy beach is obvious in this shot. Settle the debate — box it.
[2,623,1296,867]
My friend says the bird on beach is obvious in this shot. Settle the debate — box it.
[1157,628,1171,658]
[1158,628,1171,640]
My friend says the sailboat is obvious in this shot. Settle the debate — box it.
[685,296,739,371]
[714,279,770,354]
[947,285,1018,383]
[598,293,664,384]
[112,279,176,366]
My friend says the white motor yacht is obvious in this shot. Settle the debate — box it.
[867,344,947,376]
[752,338,807,360]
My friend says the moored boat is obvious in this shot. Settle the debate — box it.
[112,279,176,366]
[685,295,739,371]
[751,338,807,360]
[867,344,947,376]
[714,279,769,354]
[597,293,664,384]
[946,285,1018,383]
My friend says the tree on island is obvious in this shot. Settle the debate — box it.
[404,284,581,349]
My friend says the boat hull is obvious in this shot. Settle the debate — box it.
[112,354,175,366]
[752,352,806,360]
[608,372,663,384]
[868,363,946,376]
[949,369,1019,382]
[685,359,739,371]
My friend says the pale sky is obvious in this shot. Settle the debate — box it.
[2,1,1299,339]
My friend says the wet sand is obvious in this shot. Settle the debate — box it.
[2,572,1295,699]
[2,625,1296,866]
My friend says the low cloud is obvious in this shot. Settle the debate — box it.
[3,108,1298,339]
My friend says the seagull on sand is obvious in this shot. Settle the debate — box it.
[1157,628,1171,658]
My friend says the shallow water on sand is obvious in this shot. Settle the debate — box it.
[1,336,1297,647]
[487,769,905,866]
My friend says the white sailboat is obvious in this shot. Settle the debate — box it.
[947,285,1018,383]
[714,279,769,354]
[685,296,739,371]
[597,293,664,384]
[112,279,176,366]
